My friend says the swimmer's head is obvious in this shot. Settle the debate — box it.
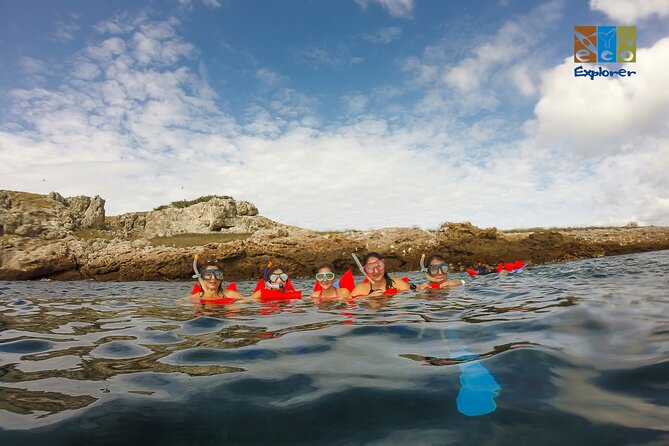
[266,265,288,289]
[363,252,387,282]
[315,263,336,289]
[200,260,224,291]
[424,254,448,283]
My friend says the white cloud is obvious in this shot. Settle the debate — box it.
[363,27,403,44]
[355,0,415,19]
[256,68,283,87]
[202,0,221,8]
[71,61,102,81]
[291,43,362,70]
[403,1,562,114]
[590,0,669,23]
[342,95,369,114]
[17,56,48,84]
[53,17,81,42]
[534,37,669,156]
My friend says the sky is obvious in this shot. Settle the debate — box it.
[1,0,668,231]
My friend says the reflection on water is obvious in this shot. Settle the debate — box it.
[1,251,669,445]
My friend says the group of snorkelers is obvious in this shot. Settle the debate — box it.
[190,252,467,304]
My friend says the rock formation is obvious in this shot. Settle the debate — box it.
[1,190,669,281]
[110,197,275,237]
[0,191,105,239]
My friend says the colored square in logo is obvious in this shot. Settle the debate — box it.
[617,26,636,62]
[574,26,597,63]
[597,26,617,62]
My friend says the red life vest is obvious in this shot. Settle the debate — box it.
[192,282,238,294]
[254,278,302,301]
[192,282,239,305]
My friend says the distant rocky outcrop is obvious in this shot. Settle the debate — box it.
[0,191,105,239]
[110,196,278,238]
[1,190,669,281]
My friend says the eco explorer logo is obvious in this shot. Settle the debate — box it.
[573,26,637,80]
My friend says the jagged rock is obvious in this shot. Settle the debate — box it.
[81,196,106,229]
[0,190,106,239]
[118,197,272,237]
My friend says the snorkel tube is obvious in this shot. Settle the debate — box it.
[352,253,374,284]
[192,255,208,293]
[420,253,435,281]
[420,253,428,273]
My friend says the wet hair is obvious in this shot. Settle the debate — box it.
[200,260,223,271]
[315,263,335,274]
[363,252,394,291]
[265,264,287,280]
[425,254,447,266]
[197,260,223,294]
[363,252,383,264]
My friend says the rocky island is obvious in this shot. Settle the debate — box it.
[1,190,668,281]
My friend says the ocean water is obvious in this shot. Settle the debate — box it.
[1,250,668,446]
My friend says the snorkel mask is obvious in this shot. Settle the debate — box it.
[264,261,285,290]
[352,253,375,284]
[421,253,449,281]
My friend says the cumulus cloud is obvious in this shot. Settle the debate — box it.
[590,0,669,23]
[355,0,415,19]
[534,37,669,156]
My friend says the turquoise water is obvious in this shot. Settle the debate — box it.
[1,251,668,445]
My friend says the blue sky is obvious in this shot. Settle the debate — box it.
[1,0,668,231]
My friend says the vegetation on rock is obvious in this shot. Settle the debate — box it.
[153,195,233,211]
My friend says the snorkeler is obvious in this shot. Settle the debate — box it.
[191,259,244,303]
[311,264,352,301]
[251,264,302,300]
[351,252,411,297]
[417,254,465,290]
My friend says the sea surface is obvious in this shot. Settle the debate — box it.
[1,251,668,446]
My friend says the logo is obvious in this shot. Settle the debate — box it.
[574,26,636,63]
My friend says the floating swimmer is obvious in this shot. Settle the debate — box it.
[190,257,244,304]
[417,253,466,290]
[311,264,353,302]
[467,260,525,276]
[351,252,411,297]
[252,263,303,301]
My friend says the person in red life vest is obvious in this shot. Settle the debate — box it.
[351,252,411,297]
[311,264,352,302]
[191,260,244,303]
[417,254,465,290]
[251,264,302,300]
